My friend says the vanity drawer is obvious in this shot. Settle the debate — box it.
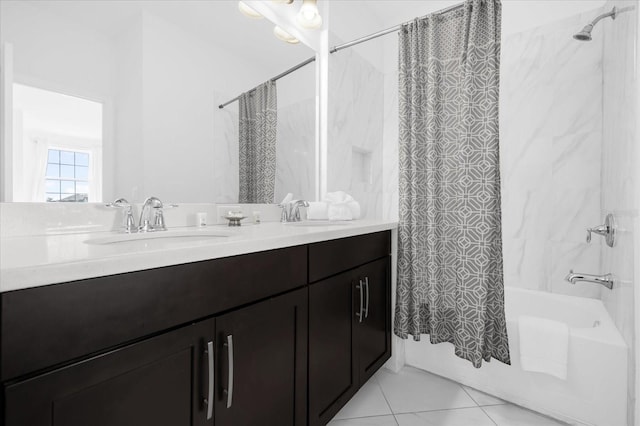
[308,231,391,283]
[1,245,307,381]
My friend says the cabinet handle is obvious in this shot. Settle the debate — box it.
[224,334,234,409]
[204,341,214,420]
[364,276,370,319]
[356,280,364,323]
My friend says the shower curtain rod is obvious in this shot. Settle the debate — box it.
[218,1,466,109]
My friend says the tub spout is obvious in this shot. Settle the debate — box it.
[565,270,614,289]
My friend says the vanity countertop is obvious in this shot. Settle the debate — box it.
[0,220,397,293]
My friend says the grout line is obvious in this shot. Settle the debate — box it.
[373,374,399,425]
[477,405,500,426]
[460,386,499,426]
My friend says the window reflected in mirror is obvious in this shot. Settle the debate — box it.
[12,83,103,202]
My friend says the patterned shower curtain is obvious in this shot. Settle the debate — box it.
[394,0,510,367]
[239,81,277,203]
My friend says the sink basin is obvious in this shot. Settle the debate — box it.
[284,220,353,227]
[85,229,231,245]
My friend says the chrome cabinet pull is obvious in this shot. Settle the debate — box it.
[224,335,234,408]
[356,280,364,323]
[204,341,214,420]
[364,277,370,319]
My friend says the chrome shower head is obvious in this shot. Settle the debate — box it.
[573,7,616,42]
[573,24,594,41]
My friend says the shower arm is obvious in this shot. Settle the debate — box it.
[588,6,617,28]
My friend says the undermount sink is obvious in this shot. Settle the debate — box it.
[284,220,353,227]
[85,229,232,245]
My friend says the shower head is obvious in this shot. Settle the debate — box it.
[573,23,594,41]
[573,7,616,41]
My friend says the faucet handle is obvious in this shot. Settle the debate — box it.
[106,198,136,233]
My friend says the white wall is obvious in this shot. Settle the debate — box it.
[601,1,638,423]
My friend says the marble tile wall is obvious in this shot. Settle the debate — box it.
[499,9,605,298]
[328,44,385,219]
[275,98,316,203]
[600,1,638,423]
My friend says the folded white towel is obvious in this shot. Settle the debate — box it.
[307,202,329,220]
[324,191,354,204]
[328,203,353,221]
[518,315,569,380]
[347,201,361,220]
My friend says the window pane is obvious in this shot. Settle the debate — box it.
[47,150,60,163]
[46,164,60,177]
[60,180,75,194]
[75,152,89,166]
[60,165,74,178]
[75,166,89,180]
[60,151,75,165]
[46,193,61,202]
[76,181,89,194]
[45,179,60,193]
[60,194,77,202]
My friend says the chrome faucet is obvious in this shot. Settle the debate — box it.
[106,198,137,233]
[565,270,614,289]
[586,213,616,247]
[279,200,309,223]
[138,196,178,232]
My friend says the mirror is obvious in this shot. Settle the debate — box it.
[0,0,317,204]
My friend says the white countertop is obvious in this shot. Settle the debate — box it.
[0,220,397,293]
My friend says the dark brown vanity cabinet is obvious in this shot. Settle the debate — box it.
[4,318,217,426]
[0,230,391,426]
[3,287,308,426]
[308,233,391,426]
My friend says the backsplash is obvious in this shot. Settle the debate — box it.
[0,203,284,238]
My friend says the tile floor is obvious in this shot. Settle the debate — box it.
[328,366,569,426]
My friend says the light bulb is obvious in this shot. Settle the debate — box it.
[296,0,322,29]
[238,1,263,19]
[273,26,300,44]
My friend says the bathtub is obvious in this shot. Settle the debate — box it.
[404,287,628,426]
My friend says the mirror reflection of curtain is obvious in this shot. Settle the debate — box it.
[238,81,277,204]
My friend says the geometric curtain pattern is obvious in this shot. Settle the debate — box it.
[239,81,277,203]
[394,0,510,368]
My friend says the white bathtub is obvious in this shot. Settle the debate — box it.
[404,287,628,426]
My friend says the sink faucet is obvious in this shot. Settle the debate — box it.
[106,198,137,233]
[565,270,614,289]
[279,200,309,223]
[138,196,178,232]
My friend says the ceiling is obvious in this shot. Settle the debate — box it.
[18,0,314,77]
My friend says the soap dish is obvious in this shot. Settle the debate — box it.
[223,212,247,227]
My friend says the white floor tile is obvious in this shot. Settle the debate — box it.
[395,407,496,426]
[328,415,398,426]
[376,367,477,414]
[483,404,569,426]
[462,386,506,406]
[333,378,393,420]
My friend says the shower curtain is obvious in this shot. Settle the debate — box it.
[395,0,510,367]
[238,81,277,203]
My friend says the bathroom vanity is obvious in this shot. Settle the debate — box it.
[0,223,394,426]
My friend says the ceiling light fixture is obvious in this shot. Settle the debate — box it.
[296,0,322,30]
[273,26,300,44]
[238,1,263,19]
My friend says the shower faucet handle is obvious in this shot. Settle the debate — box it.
[586,213,616,247]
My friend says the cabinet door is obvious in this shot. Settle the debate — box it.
[308,271,358,426]
[355,257,391,384]
[4,318,216,426]
[214,287,307,426]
